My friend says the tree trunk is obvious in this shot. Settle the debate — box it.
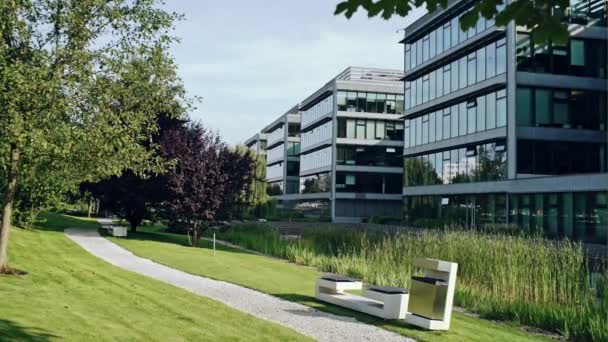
[0,144,21,273]
[87,198,93,218]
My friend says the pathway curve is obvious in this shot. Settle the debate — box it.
[65,227,412,342]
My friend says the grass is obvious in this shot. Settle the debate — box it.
[0,213,311,342]
[108,227,555,342]
[212,224,608,342]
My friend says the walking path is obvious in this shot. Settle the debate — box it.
[65,227,412,342]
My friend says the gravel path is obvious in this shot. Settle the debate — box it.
[65,227,413,342]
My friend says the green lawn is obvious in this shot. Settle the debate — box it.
[109,229,553,342]
[0,213,311,342]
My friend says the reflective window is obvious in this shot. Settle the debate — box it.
[404,89,507,148]
[336,172,402,194]
[516,87,607,130]
[336,146,403,167]
[337,91,404,114]
[302,95,334,127]
[517,140,607,175]
[517,33,607,78]
[300,172,332,194]
[405,39,507,110]
[404,140,507,186]
[300,147,332,172]
[337,118,403,141]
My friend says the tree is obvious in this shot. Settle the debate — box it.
[217,146,256,220]
[158,122,227,247]
[81,113,187,232]
[0,1,183,273]
[335,0,583,42]
[243,149,271,217]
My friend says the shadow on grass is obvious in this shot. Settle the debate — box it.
[275,293,431,333]
[33,212,99,232]
[0,319,58,341]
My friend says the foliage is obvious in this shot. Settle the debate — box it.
[158,122,226,246]
[216,224,608,341]
[241,148,270,218]
[216,145,256,220]
[0,0,186,271]
[335,0,576,42]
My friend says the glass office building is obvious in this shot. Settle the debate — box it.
[401,0,608,243]
[249,67,406,222]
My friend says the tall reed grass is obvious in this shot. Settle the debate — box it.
[216,224,607,341]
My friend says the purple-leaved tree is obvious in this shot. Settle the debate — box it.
[159,122,225,246]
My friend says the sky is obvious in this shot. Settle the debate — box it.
[163,1,426,145]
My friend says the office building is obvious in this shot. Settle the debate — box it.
[400,0,607,242]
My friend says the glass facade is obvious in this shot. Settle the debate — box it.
[565,0,607,27]
[286,142,300,156]
[405,89,507,148]
[337,118,404,140]
[336,172,402,194]
[266,162,283,179]
[336,146,403,167]
[337,91,404,114]
[300,172,332,194]
[405,38,507,109]
[300,147,332,172]
[301,121,332,149]
[267,181,283,196]
[302,95,334,127]
[404,5,502,71]
[266,144,284,162]
[516,87,607,130]
[403,191,608,243]
[288,123,301,137]
[286,161,299,177]
[516,34,607,78]
[285,179,299,194]
[266,125,285,146]
[404,140,507,186]
[517,140,607,175]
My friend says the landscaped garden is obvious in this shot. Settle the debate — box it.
[0,213,311,341]
[206,223,607,342]
[99,218,606,342]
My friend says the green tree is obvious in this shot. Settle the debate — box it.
[335,0,582,42]
[237,146,270,218]
[0,0,184,273]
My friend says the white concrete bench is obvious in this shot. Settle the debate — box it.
[101,225,128,237]
[315,275,409,320]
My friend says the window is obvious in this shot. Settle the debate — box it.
[477,95,486,131]
[436,109,443,141]
[422,75,430,103]
[451,60,459,92]
[451,17,459,48]
[570,40,585,66]
[443,22,451,50]
[467,100,476,134]
[437,26,444,54]
[477,47,486,83]
[496,89,507,127]
[487,42,496,78]
[346,119,355,138]
[430,71,436,100]
[467,52,477,86]
[448,105,457,138]
[443,65,450,95]
[443,108,451,140]
[404,120,410,148]
[535,89,551,126]
[415,116,422,146]
[429,111,436,143]
[422,116,429,144]
[516,88,533,126]
[459,57,467,89]
[366,120,376,140]
[459,102,467,136]
[377,93,387,113]
[430,30,436,58]
[366,93,377,113]
[423,35,430,61]
[486,91,496,129]
[376,121,385,139]
[496,38,507,75]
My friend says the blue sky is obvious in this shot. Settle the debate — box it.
[164,1,425,145]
